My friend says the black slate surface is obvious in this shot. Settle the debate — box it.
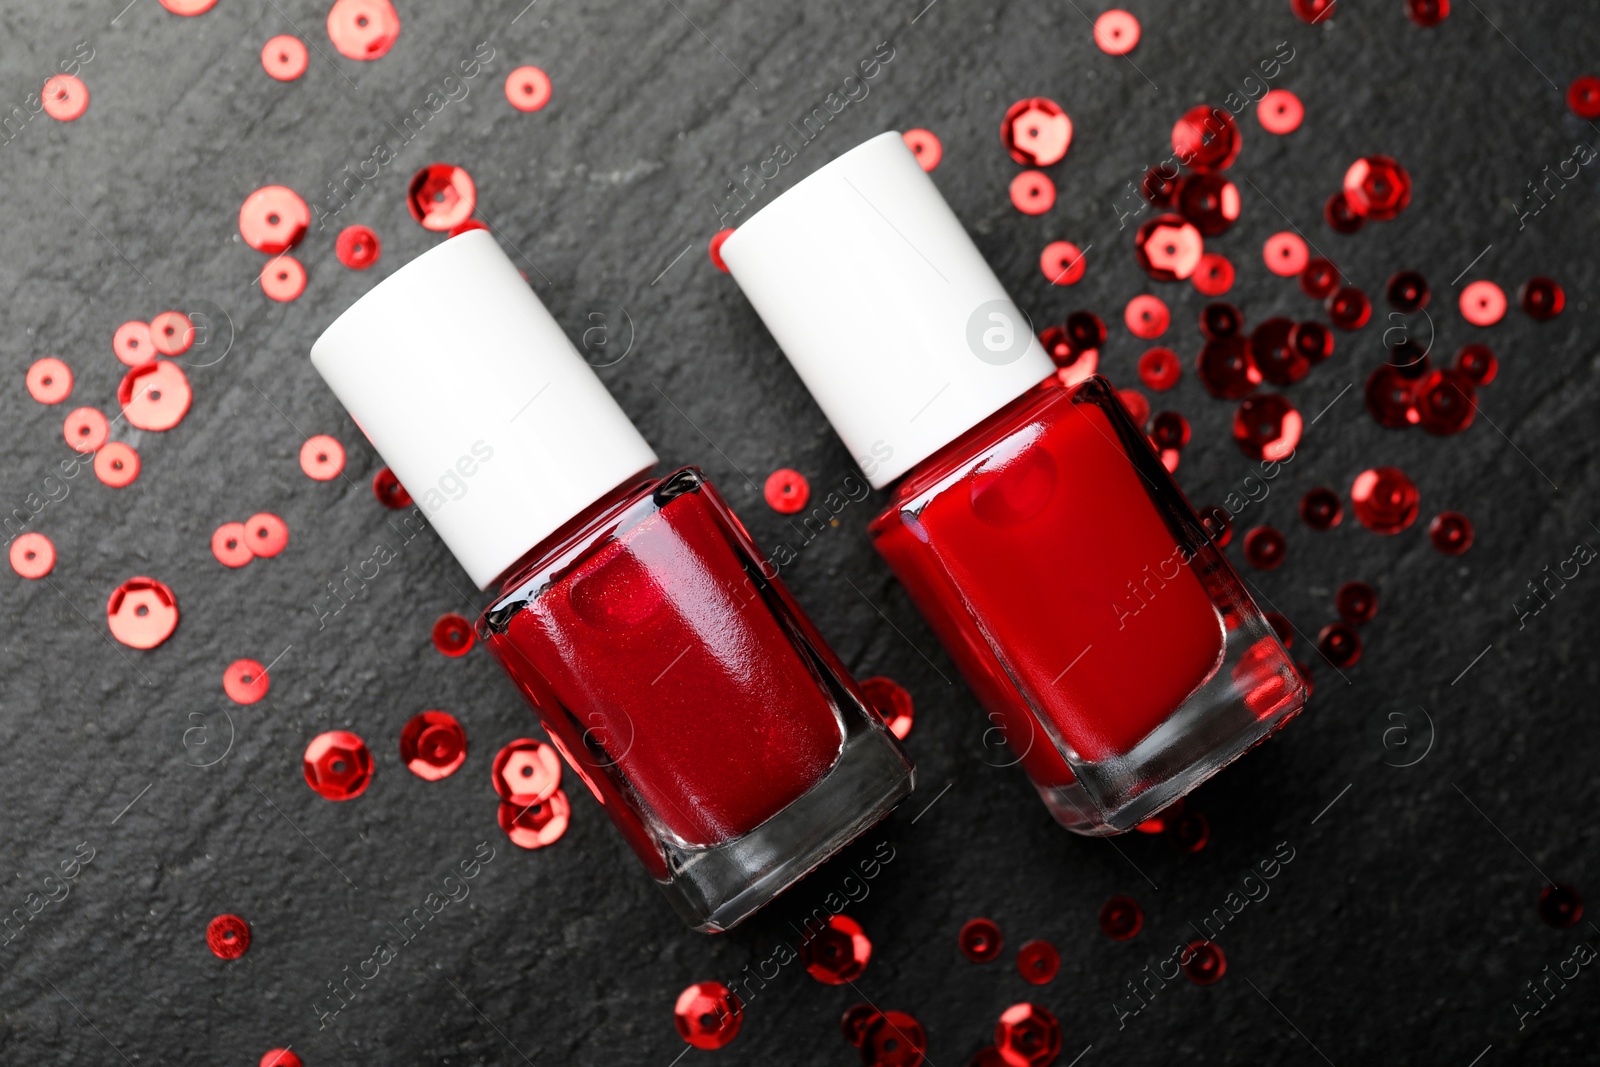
[3,1,1598,1064]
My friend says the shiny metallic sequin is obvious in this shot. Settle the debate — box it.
[260,255,306,302]
[1098,895,1144,940]
[1343,156,1411,220]
[94,442,141,488]
[492,738,562,804]
[1016,940,1060,985]
[994,1003,1061,1067]
[223,658,270,704]
[1517,276,1565,320]
[118,360,192,431]
[64,407,109,453]
[42,74,89,121]
[407,164,477,231]
[1257,88,1303,134]
[1124,295,1169,339]
[1299,487,1343,530]
[505,65,552,111]
[1299,257,1339,299]
[239,186,310,254]
[1172,106,1241,171]
[1336,580,1378,624]
[959,917,1004,962]
[1039,241,1086,285]
[1351,467,1420,534]
[335,224,381,270]
[1317,622,1362,667]
[206,914,250,959]
[245,513,289,558]
[674,982,743,1049]
[1406,0,1450,26]
[1138,347,1181,391]
[1324,191,1363,233]
[499,791,571,848]
[764,468,811,513]
[801,914,873,984]
[304,730,373,801]
[1009,170,1055,215]
[1458,280,1506,326]
[300,435,346,481]
[1412,369,1476,435]
[902,128,942,171]
[1200,301,1243,340]
[1178,173,1240,236]
[1196,338,1259,399]
[861,1010,927,1067]
[9,532,56,579]
[1539,884,1584,929]
[1134,214,1203,281]
[107,577,179,649]
[1233,394,1302,460]
[1386,270,1430,312]
[1291,0,1337,23]
[860,676,914,740]
[1453,344,1498,385]
[1093,9,1140,54]
[211,522,253,568]
[261,35,308,81]
[1252,318,1309,385]
[709,228,734,272]
[432,613,475,657]
[1244,525,1286,570]
[372,467,412,508]
[326,0,400,61]
[400,710,468,780]
[1149,411,1190,450]
[26,357,73,405]
[1568,76,1600,119]
[1192,252,1234,296]
[1263,232,1309,277]
[1427,511,1474,556]
[1118,388,1150,427]
[1001,98,1071,166]
[1167,808,1211,852]
[841,1004,881,1047]
[113,320,155,366]
[150,311,194,356]
[1181,940,1227,984]
[1325,286,1371,330]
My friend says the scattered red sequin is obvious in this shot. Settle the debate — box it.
[1181,940,1227,984]
[1123,295,1169,339]
[1317,622,1362,667]
[95,442,141,488]
[1386,270,1430,312]
[1292,0,1337,23]
[861,1011,927,1067]
[902,128,942,171]
[1299,257,1339,299]
[1459,280,1506,326]
[995,1003,1061,1067]
[113,320,155,366]
[1009,170,1055,215]
[206,914,251,960]
[1141,166,1181,208]
[1351,466,1419,534]
[1263,232,1308,277]
[304,730,373,801]
[1568,76,1600,119]
[505,65,552,112]
[1517,276,1565,320]
[1200,301,1244,340]
[261,35,308,81]
[300,435,346,481]
[1299,487,1343,530]
[1039,241,1086,285]
[499,791,571,848]
[1325,286,1371,330]
[239,186,309,254]
[1138,347,1180,391]
[675,982,743,1050]
[1289,321,1333,365]
[26,357,73,405]
[842,1004,881,1047]
[64,407,109,453]
[764,468,811,513]
[492,738,563,804]
[1336,581,1378,624]
[107,577,179,649]
[9,533,55,579]
[1093,9,1140,54]
[42,74,89,121]
[1135,214,1203,281]
[432,613,475,657]
[1243,526,1286,570]
[1257,88,1304,134]
[1192,252,1234,296]
[1196,338,1259,399]
[1427,511,1474,556]
[959,918,1003,962]
[223,658,270,704]
[708,228,734,272]
[407,164,477,232]
[1253,318,1310,385]
[802,914,873,984]
[1064,310,1106,354]
[212,522,253,568]
[1343,156,1411,220]
[118,360,192,432]
[326,0,400,61]
[1539,884,1584,929]
[860,676,914,740]
[1413,369,1477,435]
[1167,808,1211,852]
[1016,940,1060,985]
[1177,173,1240,236]
[159,0,219,13]
[1406,0,1450,26]
[1454,343,1498,385]
[335,224,381,270]
[1172,106,1241,171]
[1365,364,1416,429]
[400,710,468,780]
[260,1050,301,1067]
[1098,895,1144,940]
[1149,411,1190,450]
[1233,394,1302,461]
[261,255,307,302]
[245,513,289,558]
[150,311,194,356]
[1001,97,1071,166]
[1324,190,1363,233]
[1118,388,1150,427]
[372,466,412,508]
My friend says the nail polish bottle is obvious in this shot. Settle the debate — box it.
[310,232,913,930]
[722,132,1305,834]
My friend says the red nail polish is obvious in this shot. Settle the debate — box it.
[723,133,1306,834]
[310,233,913,931]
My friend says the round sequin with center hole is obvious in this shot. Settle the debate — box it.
[674,982,743,1050]
[1172,105,1241,171]
[1039,241,1086,285]
[206,914,250,959]
[860,676,914,740]
[304,731,373,800]
[862,1010,927,1067]
[1233,394,1302,461]
[9,533,55,579]
[1459,280,1506,326]
[764,468,811,513]
[1326,286,1371,330]
[1065,310,1106,353]
[159,0,219,12]
[1093,9,1140,54]
[1568,76,1600,119]
[64,407,109,453]
[1181,940,1227,984]
[1428,511,1474,556]
[1300,487,1343,530]
[1099,896,1144,940]
[1199,505,1233,547]
[1387,270,1430,312]
[1454,344,1498,385]
[1343,156,1411,220]
[1407,0,1450,26]
[1200,301,1243,340]
[802,914,872,985]
[239,186,309,254]
[1009,170,1055,215]
[432,613,474,657]
[26,357,73,405]
[995,1003,1061,1067]
[505,65,551,111]
[1244,526,1286,570]
[245,513,289,558]
[1317,622,1362,667]
[493,738,562,804]
[260,1050,301,1067]
[1193,252,1234,296]
[107,577,178,649]
[1413,369,1477,435]
[150,311,194,356]
[1150,411,1190,450]
[1364,365,1417,429]
[95,442,141,488]
[708,228,734,272]
[1016,940,1059,985]
[1299,257,1339,299]
[1196,338,1259,399]
[211,522,253,568]
[261,35,308,80]
[959,918,1003,962]
[1141,165,1181,208]
[326,0,400,60]
[1124,295,1169,339]
[1518,276,1565,320]
[1351,467,1419,534]
[261,255,306,302]
[400,710,467,780]
[223,658,270,704]
[1258,88,1304,133]
[407,163,477,231]
[1134,214,1203,281]
[42,74,89,121]
[1264,232,1309,277]
[1539,884,1584,929]
[842,1004,881,1047]
[1167,808,1211,852]
[1324,190,1363,234]
[373,467,411,508]
[902,128,942,171]
[118,360,192,432]
[335,224,381,270]
[1252,318,1309,386]
[1138,347,1180,391]
[1177,173,1240,236]
[113,321,155,366]
[300,435,345,481]
[1336,581,1378,624]
[499,791,571,848]
[1001,97,1071,166]
[1289,321,1333,364]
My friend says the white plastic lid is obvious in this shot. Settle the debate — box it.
[310,230,657,590]
[722,131,1054,489]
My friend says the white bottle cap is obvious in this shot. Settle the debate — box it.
[310,230,657,590]
[721,131,1055,489]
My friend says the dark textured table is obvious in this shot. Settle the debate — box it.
[3,0,1597,1063]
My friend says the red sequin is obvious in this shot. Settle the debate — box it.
[9,533,55,579]
[335,224,381,270]
[1343,156,1411,220]
[492,738,562,804]
[499,791,571,848]
[505,65,552,112]
[1539,884,1584,929]
[1016,940,1060,985]
[1335,581,1378,624]
[26,357,73,405]
[304,730,373,801]
[1177,173,1240,236]
[1093,9,1140,54]
[212,522,253,568]
[1009,170,1055,215]
[994,1003,1061,1067]
[1181,940,1227,984]
[107,577,178,649]
[802,914,872,984]
[902,128,942,171]
[150,311,194,356]
[1325,286,1371,330]
[158,0,218,12]
[1568,76,1600,120]
[300,435,345,481]
[708,228,734,272]
[118,359,192,431]
[223,658,270,704]
[245,513,289,558]
[64,407,109,453]
[674,982,743,1050]
[1288,321,1333,364]
[1167,808,1210,852]
[1324,191,1364,233]
[1453,344,1498,385]
[1299,257,1339,299]
[206,914,250,960]
[1299,487,1343,530]
[1351,467,1420,534]
[959,918,1003,962]
[1406,0,1450,26]
[1098,895,1144,940]
[1244,526,1286,570]
[861,1011,927,1067]
[1427,511,1474,556]
[1317,622,1362,667]
[1134,214,1203,281]
[1517,276,1565,320]
[1459,280,1506,326]
[1258,88,1304,134]
[1149,411,1190,450]
[407,164,476,231]
[1263,232,1309,277]
[1118,388,1150,428]
[1364,364,1417,429]
[261,255,306,302]
[113,321,155,366]
[1001,98,1072,166]
[1251,318,1309,385]
[842,1004,881,1047]
[95,442,140,488]
[1039,241,1086,285]
[860,676,914,740]
[1200,301,1243,340]
[1141,166,1181,208]
[239,186,309,254]
[1196,338,1259,399]
[432,613,475,657]
[400,710,468,780]
[259,1050,301,1067]
[1192,252,1234,296]
[326,0,400,61]
[1138,347,1181,391]
[1172,106,1241,171]
[1123,295,1169,339]
[764,468,811,513]
[372,467,412,508]
[1413,369,1476,435]
[1233,394,1302,461]
[41,74,89,121]
[261,35,308,81]
[1386,270,1430,312]
[1292,0,1337,23]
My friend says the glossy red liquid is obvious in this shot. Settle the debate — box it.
[871,377,1224,781]
[482,472,845,871]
